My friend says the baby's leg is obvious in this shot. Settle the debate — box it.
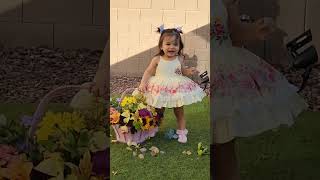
[174,106,188,143]
[157,107,166,115]
[173,106,185,130]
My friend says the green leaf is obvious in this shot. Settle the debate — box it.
[79,151,92,179]
[66,174,78,180]
[89,131,108,152]
[65,130,77,147]
[38,140,58,152]
[198,142,202,150]
[133,121,142,130]
[65,162,80,176]
[34,157,64,177]
[0,114,8,127]
[78,130,90,147]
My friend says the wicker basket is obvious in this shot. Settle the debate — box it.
[112,88,159,144]
[25,85,108,177]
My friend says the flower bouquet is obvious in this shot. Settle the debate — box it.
[110,88,164,144]
[0,85,109,179]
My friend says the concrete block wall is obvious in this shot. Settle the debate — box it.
[0,0,107,49]
[110,0,210,77]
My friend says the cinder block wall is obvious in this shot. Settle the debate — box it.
[0,0,107,49]
[110,0,210,77]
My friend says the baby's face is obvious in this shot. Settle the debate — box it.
[161,35,180,58]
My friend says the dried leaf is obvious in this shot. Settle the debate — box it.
[138,154,144,159]
[112,171,118,175]
[149,146,160,156]
[140,148,147,153]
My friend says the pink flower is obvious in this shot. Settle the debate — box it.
[0,145,17,158]
[228,73,236,81]
[0,144,19,164]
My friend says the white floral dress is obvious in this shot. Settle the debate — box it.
[144,56,205,108]
[211,0,308,143]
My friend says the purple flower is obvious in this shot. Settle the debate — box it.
[92,149,109,177]
[20,115,33,127]
[138,109,152,118]
[16,140,27,152]
[116,98,121,103]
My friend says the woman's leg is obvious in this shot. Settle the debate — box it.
[212,139,240,180]
[173,106,185,130]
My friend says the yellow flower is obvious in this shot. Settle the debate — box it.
[36,111,85,142]
[120,96,137,107]
[138,103,146,110]
[146,106,158,118]
[142,117,151,130]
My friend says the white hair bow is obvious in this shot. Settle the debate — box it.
[175,26,183,33]
[159,24,165,33]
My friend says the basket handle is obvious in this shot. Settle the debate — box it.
[27,85,88,140]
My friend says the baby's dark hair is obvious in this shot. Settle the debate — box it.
[155,28,184,56]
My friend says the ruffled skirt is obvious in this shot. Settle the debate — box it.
[212,45,308,143]
[145,75,206,108]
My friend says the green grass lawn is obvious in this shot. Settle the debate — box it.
[237,111,320,180]
[110,98,211,180]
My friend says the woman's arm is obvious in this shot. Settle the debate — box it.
[90,42,108,97]
[225,0,271,42]
[179,56,198,77]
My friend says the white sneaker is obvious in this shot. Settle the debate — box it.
[176,129,188,143]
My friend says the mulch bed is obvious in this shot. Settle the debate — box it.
[0,46,101,103]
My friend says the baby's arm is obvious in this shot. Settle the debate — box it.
[225,0,271,43]
[179,56,198,76]
[139,56,159,91]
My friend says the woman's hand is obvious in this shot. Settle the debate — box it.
[252,18,275,40]
[224,0,240,7]
[184,67,199,76]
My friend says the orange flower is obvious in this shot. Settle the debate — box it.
[110,108,120,124]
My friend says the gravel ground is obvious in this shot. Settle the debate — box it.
[0,46,102,103]
[1,46,319,111]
